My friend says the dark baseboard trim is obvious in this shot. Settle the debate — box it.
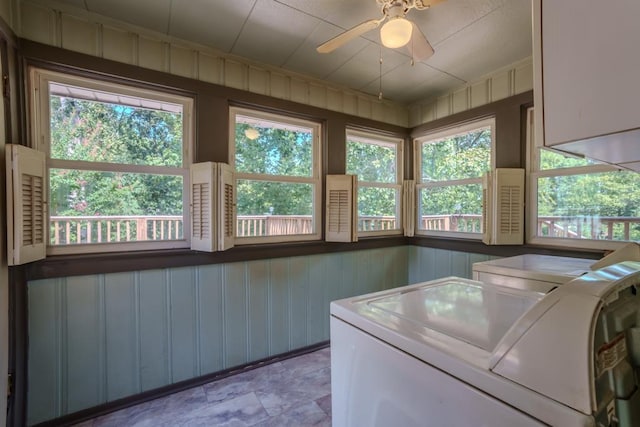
[33,341,330,427]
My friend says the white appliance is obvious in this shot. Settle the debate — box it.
[331,262,640,427]
[472,254,594,293]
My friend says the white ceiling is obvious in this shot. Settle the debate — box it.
[31,0,533,105]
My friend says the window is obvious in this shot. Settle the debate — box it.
[230,107,321,243]
[346,130,403,235]
[30,68,193,254]
[414,118,494,238]
[528,108,640,248]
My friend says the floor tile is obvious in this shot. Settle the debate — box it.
[75,347,331,427]
[315,394,332,417]
[250,401,330,427]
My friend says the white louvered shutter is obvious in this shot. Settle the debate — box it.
[190,162,215,252]
[325,174,357,242]
[482,168,525,245]
[402,180,415,237]
[6,144,47,265]
[190,162,235,252]
[217,162,235,251]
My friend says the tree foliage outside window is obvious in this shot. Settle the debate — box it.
[32,69,192,252]
[49,96,184,218]
[232,109,320,242]
[415,120,493,237]
[535,149,640,242]
[421,127,491,182]
[346,132,402,233]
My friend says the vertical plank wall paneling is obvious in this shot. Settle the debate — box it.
[27,246,495,424]
[223,262,248,369]
[104,273,138,402]
[407,58,533,127]
[64,275,103,414]
[407,246,500,284]
[247,260,269,362]
[17,0,409,127]
[169,268,198,383]
[138,269,171,391]
[196,265,225,376]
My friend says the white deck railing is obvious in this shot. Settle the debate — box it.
[48,214,640,244]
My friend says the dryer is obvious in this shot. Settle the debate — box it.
[331,262,640,427]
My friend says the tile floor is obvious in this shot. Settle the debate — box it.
[74,347,332,427]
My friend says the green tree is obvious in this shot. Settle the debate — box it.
[49,96,184,217]
[420,128,490,218]
[235,123,313,216]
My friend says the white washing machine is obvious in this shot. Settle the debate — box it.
[472,254,594,293]
[331,262,640,427]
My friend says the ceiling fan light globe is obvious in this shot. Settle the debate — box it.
[380,17,413,48]
[244,127,260,140]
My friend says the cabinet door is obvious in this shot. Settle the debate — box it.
[538,0,640,147]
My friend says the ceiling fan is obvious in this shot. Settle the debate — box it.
[316,0,444,63]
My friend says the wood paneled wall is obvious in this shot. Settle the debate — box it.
[27,247,412,424]
[16,0,409,127]
[15,1,533,130]
[408,58,533,127]
[26,246,496,424]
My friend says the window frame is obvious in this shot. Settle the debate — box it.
[29,67,194,255]
[526,107,633,250]
[413,117,495,239]
[229,106,322,244]
[345,129,404,237]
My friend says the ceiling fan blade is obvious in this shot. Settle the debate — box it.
[317,19,382,54]
[406,21,434,62]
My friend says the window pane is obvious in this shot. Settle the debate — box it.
[236,180,314,237]
[418,184,483,233]
[347,139,396,183]
[357,187,398,231]
[537,171,640,241]
[234,115,313,177]
[49,169,183,245]
[539,148,600,170]
[50,93,183,167]
[421,126,491,181]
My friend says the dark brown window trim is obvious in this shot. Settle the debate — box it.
[23,237,411,280]
[410,236,604,260]
[16,42,601,282]
[23,236,604,281]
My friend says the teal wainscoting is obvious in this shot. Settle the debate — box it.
[27,246,412,425]
[26,245,495,424]
[407,246,499,284]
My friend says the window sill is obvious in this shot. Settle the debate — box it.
[23,235,606,281]
[23,236,411,280]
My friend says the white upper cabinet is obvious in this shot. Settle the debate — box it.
[533,0,640,170]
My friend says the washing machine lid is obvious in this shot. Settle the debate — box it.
[365,279,540,351]
[472,254,593,283]
[331,277,544,368]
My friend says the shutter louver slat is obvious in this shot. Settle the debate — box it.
[498,185,522,234]
[192,183,202,238]
[191,182,210,240]
[190,163,215,252]
[328,189,348,232]
[7,144,47,265]
[217,163,235,251]
[325,175,357,242]
[482,168,524,245]
[190,162,235,252]
[224,183,233,238]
